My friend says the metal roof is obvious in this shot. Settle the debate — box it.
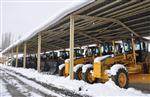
[3,0,150,54]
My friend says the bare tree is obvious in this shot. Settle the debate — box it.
[2,32,11,50]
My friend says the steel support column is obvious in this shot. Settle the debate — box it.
[37,33,41,72]
[23,43,27,68]
[69,15,74,79]
[15,45,18,67]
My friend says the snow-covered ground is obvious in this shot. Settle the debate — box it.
[0,79,12,97]
[0,64,150,97]
[0,67,63,97]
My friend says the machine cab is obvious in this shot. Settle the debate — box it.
[59,51,69,60]
[74,49,84,58]
[85,46,100,57]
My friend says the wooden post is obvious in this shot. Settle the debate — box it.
[112,40,116,55]
[16,45,18,67]
[122,40,126,60]
[131,36,136,64]
[69,15,74,79]
[11,49,14,66]
[23,43,27,68]
[37,33,41,72]
[8,52,10,65]
[4,54,7,65]
[99,44,102,56]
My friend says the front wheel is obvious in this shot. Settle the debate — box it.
[82,67,96,84]
[74,67,82,80]
[111,68,128,89]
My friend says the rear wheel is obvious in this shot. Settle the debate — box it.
[111,68,128,88]
[82,67,96,84]
[74,67,82,80]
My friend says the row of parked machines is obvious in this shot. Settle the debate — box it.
[11,42,114,74]
[11,38,150,88]
[58,38,150,88]
[11,50,70,74]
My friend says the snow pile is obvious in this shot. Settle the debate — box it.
[108,64,127,76]
[94,55,112,63]
[1,64,150,97]
[1,65,85,91]
[65,59,70,63]
[73,64,83,72]
[82,64,93,73]
[82,79,148,97]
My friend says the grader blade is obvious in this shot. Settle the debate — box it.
[129,74,150,84]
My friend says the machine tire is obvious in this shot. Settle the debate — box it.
[74,67,82,80]
[82,67,96,84]
[53,62,59,75]
[59,66,65,76]
[111,68,128,89]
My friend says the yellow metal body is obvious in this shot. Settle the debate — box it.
[93,52,150,84]
[93,62,101,78]
[65,63,70,76]
[65,56,94,76]
[129,74,150,84]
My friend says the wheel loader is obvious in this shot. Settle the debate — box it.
[26,55,37,69]
[58,47,102,80]
[82,38,150,88]
[41,51,69,74]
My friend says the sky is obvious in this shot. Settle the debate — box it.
[0,0,88,48]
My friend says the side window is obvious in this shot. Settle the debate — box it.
[116,43,123,54]
[124,42,132,52]
[135,43,140,50]
[135,40,141,50]
[101,46,104,53]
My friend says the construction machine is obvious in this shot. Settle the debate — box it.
[82,38,150,88]
[41,50,69,74]
[26,55,37,69]
[59,47,101,80]
[59,50,69,60]
[12,57,23,67]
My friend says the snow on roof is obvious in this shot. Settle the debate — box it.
[1,0,94,54]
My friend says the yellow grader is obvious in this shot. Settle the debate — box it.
[82,38,150,88]
[58,44,115,80]
[58,47,101,80]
